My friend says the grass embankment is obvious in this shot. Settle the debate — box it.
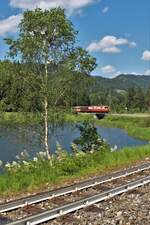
[0,112,42,125]
[0,145,150,197]
[0,111,91,125]
[97,115,150,141]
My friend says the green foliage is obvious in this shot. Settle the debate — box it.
[5,8,77,63]
[145,86,150,111]
[73,121,109,152]
[47,68,91,107]
[0,61,43,112]
[2,8,96,113]
[66,47,97,75]
[126,87,146,112]
[0,60,93,111]
[0,144,150,196]
[1,53,150,114]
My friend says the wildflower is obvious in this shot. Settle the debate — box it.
[38,151,46,156]
[0,160,3,167]
[5,162,11,168]
[55,142,68,161]
[16,155,20,160]
[111,145,118,152]
[91,144,96,153]
[12,161,18,166]
[20,150,29,159]
[33,157,38,162]
[22,161,29,166]
[20,151,24,156]
[71,143,79,154]
[71,143,84,156]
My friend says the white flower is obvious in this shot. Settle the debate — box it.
[22,161,29,166]
[111,145,118,152]
[38,151,44,156]
[12,161,18,166]
[17,164,21,168]
[0,160,3,167]
[5,162,11,168]
[21,151,24,156]
[33,157,38,162]
[16,155,20,160]
[103,138,107,143]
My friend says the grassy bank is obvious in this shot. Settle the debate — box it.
[0,110,70,126]
[0,112,42,125]
[0,111,92,125]
[97,115,150,141]
[0,144,149,197]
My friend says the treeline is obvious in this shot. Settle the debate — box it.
[0,60,150,113]
[89,87,150,113]
[0,60,92,112]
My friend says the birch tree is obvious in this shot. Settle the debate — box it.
[5,8,76,159]
[5,8,96,159]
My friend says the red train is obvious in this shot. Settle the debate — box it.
[74,105,110,114]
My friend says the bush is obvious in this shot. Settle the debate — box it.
[73,121,110,153]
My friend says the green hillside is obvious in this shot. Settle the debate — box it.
[91,74,150,92]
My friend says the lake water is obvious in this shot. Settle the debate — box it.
[0,124,148,163]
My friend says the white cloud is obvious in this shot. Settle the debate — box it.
[10,0,95,12]
[0,14,22,36]
[102,6,109,14]
[87,35,136,53]
[145,69,150,75]
[141,50,150,61]
[0,0,97,36]
[101,65,116,74]
[130,72,138,75]
[102,46,121,53]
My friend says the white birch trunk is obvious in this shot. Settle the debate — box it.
[44,61,51,160]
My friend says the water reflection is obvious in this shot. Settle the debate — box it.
[0,124,148,163]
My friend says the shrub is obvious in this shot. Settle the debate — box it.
[73,121,110,153]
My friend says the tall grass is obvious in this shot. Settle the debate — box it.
[0,144,149,197]
[0,109,67,125]
[0,112,42,125]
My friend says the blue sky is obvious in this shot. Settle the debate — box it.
[0,0,150,77]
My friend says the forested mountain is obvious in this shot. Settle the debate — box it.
[91,74,150,92]
[88,74,150,112]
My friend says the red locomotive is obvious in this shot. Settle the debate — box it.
[74,105,110,114]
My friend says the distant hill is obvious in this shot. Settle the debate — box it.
[91,74,150,92]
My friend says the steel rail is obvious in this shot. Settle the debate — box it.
[6,175,150,225]
[0,163,150,214]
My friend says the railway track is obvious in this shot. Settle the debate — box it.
[6,176,150,225]
[0,163,149,224]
